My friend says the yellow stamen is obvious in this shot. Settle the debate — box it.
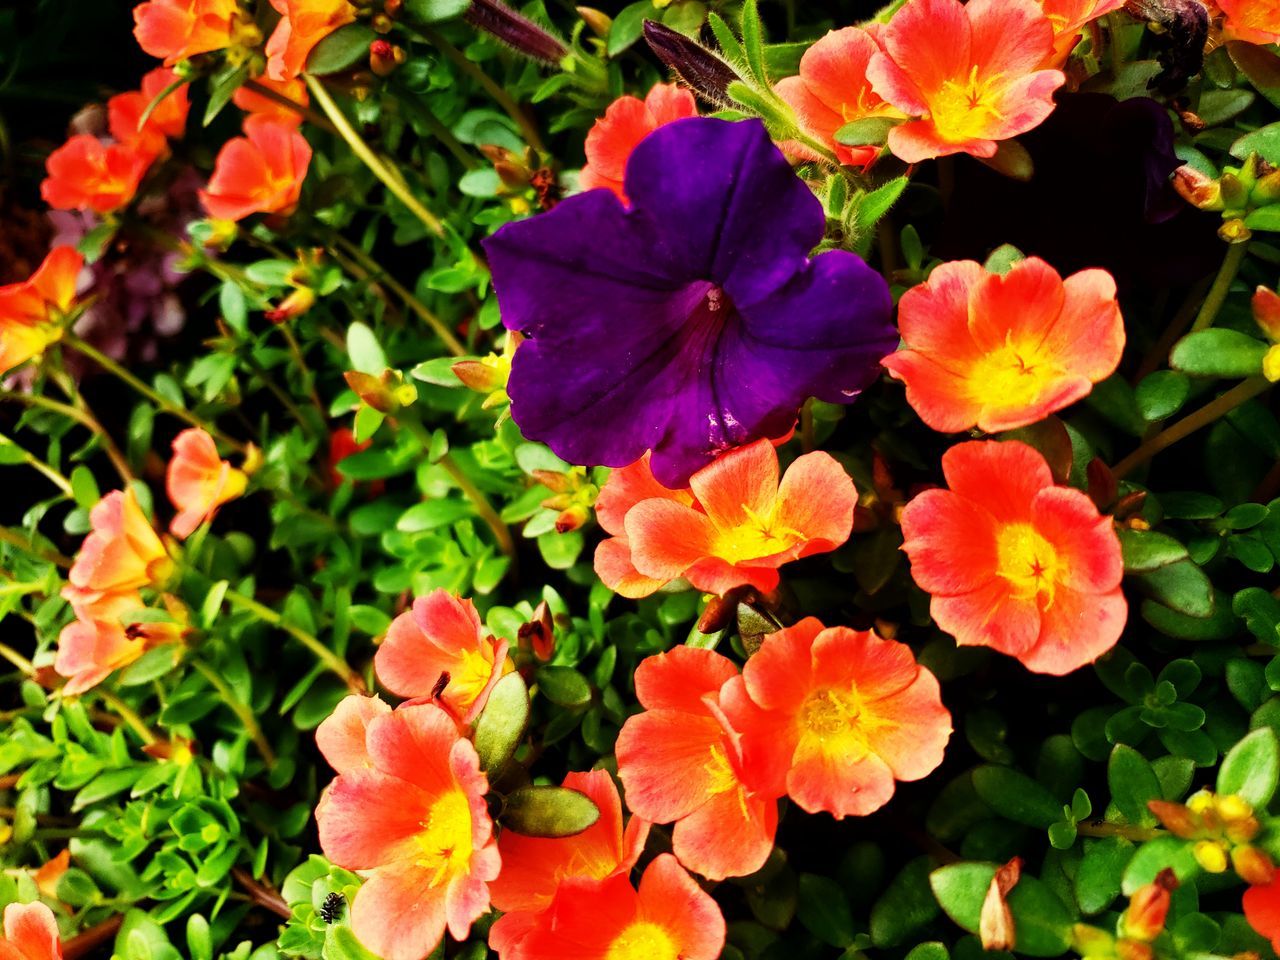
[414,790,474,887]
[929,65,1009,142]
[712,503,804,564]
[606,922,679,960]
[994,523,1061,605]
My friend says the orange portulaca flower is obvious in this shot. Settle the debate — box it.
[1219,0,1280,45]
[107,67,191,160]
[374,590,513,724]
[315,697,500,960]
[200,120,311,221]
[594,439,855,599]
[68,488,172,599]
[616,646,777,880]
[882,257,1124,434]
[899,440,1126,675]
[489,770,650,957]
[166,428,247,538]
[1,902,62,960]
[867,0,1065,163]
[41,135,153,214]
[1245,879,1280,952]
[232,74,309,129]
[580,84,698,201]
[265,0,358,81]
[55,617,146,695]
[132,0,251,65]
[0,246,83,376]
[510,853,725,960]
[774,27,903,168]
[1038,0,1126,66]
[722,618,951,819]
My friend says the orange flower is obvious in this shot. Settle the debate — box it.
[775,27,903,168]
[107,67,191,159]
[512,853,725,960]
[899,440,1126,675]
[0,246,83,375]
[616,646,777,880]
[68,488,172,599]
[489,770,650,957]
[1246,880,1280,953]
[374,590,512,724]
[41,135,153,214]
[54,618,147,695]
[132,0,252,64]
[265,0,358,81]
[1038,0,1126,65]
[721,618,951,818]
[882,257,1124,433]
[232,74,309,129]
[200,120,311,221]
[315,698,500,960]
[595,439,855,599]
[1220,0,1280,45]
[1,902,62,960]
[867,0,1065,162]
[166,427,247,538]
[33,851,71,901]
[580,84,698,201]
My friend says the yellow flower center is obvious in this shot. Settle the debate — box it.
[964,334,1065,414]
[448,645,502,709]
[928,65,1008,142]
[802,686,862,737]
[414,790,474,887]
[704,742,751,821]
[605,922,679,960]
[995,522,1061,604]
[712,504,804,564]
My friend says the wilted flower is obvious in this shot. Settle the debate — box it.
[867,0,1065,162]
[883,257,1124,433]
[980,857,1022,950]
[265,0,358,81]
[899,440,1126,675]
[41,135,153,214]
[579,84,697,200]
[0,902,62,960]
[721,617,951,818]
[166,427,248,538]
[200,120,311,221]
[1122,869,1177,942]
[616,646,778,880]
[485,117,896,488]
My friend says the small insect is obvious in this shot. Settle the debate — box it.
[319,892,345,924]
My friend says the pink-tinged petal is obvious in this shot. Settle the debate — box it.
[616,710,721,822]
[888,120,997,162]
[593,535,668,598]
[894,259,987,359]
[594,454,692,536]
[1048,268,1125,380]
[444,869,492,941]
[787,740,897,818]
[882,350,987,432]
[412,590,484,650]
[635,854,727,960]
[644,83,698,125]
[967,0,1055,76]
[985,69,1065,141]
[3,902,61,960]
[862,668,952,781]
[876,0,972,110]
[681,555,781,596]
[1023,585,1127,675]
[633,645,739,713]
[375,609,453,700]
[930,579,1042,657]
[967,256,1066,354]
[671,781,776,880]
[718,674,794,798]
[773,451,856,550]
[316,770,430,868]
[810,628,920,702]
[688,440,779,531]
[941,440,1051,524]
[740,617,823,712]
[866,52,930,118]
[899,489,1001,595]
[349,864,448,960]
[364,702,469,797]
[625,499,719,580]
[1031,486,1123,593]
[315,694,390,774]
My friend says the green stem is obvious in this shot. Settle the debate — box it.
[1190,241,1248,333]
[1,387,134,485]
[1112,377,1272,479]
[15,448,74,496]
[192,660,277,767]
[1076,820,1164,842]
[222,588,366,693]
[305,76,446,239]
[0,639,34,675]
[95,689,158,745]
[0,526,72,568]
[242,78,336,133]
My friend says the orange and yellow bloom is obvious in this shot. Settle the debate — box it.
[107,67,191,159]
[509,853,725,960]
[775,27,903,168]
[200,120,311,221]
[900,440,1126,675]
[0,246,83,375]
[374,590,512,723]
[579,84,697,201]
[68,488,172,600]
[489,770,650,957]
[867,0,1065,162]
[1246,879,1280,952]
[41,136,153,214]
[594,439,855,599]
[1219,0,1280,46]
[166,428,247,538]
[232,74,309,129]
[265,0,358,81]
[1,902,62,960]
[54,617,147,695]
[132,0,254,65]
[1038,0,1126,66]
[315,697,500,960]
[615,646,777,880]
[882,257,1124,433]
[722,618,951,818]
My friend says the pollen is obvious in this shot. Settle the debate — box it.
[605,921,680,960]
[712,504,804,564]
[995,522,1061,605]
[965,334,1066,414]
[929,65,1009,142]
[800,687,863,739]
[414,790,474,887]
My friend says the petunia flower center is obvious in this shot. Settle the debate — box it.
[965,335,1066,413]
[801,686,863,739]
[929,65,1008,142]
[995,522,1062,605]
[712,505,804,564]
[605,921,679,960]
[414,789,474,886]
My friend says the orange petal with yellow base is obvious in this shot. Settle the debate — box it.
[69,489,171,597]
[54,619,146,695]
[108,68,190,160]
[200,120,312,222]
[166,428,247,539]
[1220,0,1280,45]
[265,0,359,81]
[132,0,246,64]
[1038,0,1126,65]
[41,136,153,215]
[580,85,698,200]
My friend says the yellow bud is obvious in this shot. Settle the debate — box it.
[1194,840,1229,873]
[1264,345,1280,383]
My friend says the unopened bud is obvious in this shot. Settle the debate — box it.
[1263,345,1280,383]
[1233,846,1276,886]
[555,503,589,533]
[1194,839,1229,873]
[372,12,394,32]
[264,286,316,324]
[1148,799,1199,838]
[518,601,555,661]
[1122,868,1176,942]
[1172,165,1224,210]
[464,0,568,65]
[576,5,612,36]
[370,39,404,75]
[1254,286,1280,343]
[1219,218,1251,243]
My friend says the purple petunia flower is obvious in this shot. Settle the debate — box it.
[483,117,896,487]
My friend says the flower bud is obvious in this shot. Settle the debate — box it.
[1122,868,1176,942]
[371,12,394,32]
[1115,941,1154,960]
[1234,846,1276,886]
[1220,218,1252,243]
[1254,287,1280,343]
[576,5,612,36]
[555,503,590,533]
[344,369,416,414]
[979,857,1021,951]
[369,39,405,76]
[1172,165,1223,210]
[464,0,568,65]
[1148,799,1200,838]
[1194,839,1229,873]
[518,600,555,662]
[265,286,316,324]
[644,20,739,108]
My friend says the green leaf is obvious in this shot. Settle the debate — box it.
[306,23,377,75]
[739,0,768,83]
[1217,727,1280,807]
[472,672,530,777]
[69,465,100,511]
[203,63,248,126]
[1107,744,1161,827]
[501,785,600,837]
[797,874,855,948]
[1121,836,1199,894]
[1118,529,1189,572]
[1170,329,1268,378]
[1135,560,1215,618]
[1074,838,1133,915]
[607,1,651,56]
[983,244,1025,276]
[852,177,909,235]
[1236,587,1280,644]
[971,765,1062,828]
[1246,206,1280,232]
[905,944,950,960]
[536,665,591,707]
[1230,40,1280,109]
[1135,371,1191,421]
[835,116,900,146]
[346,321,387,374]
[324,924,380,960]
[930,863,1075,956]
[186,916,212,960]
[403,0,471,23]
[1232,122,1280,166]
[870,857,941,947]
